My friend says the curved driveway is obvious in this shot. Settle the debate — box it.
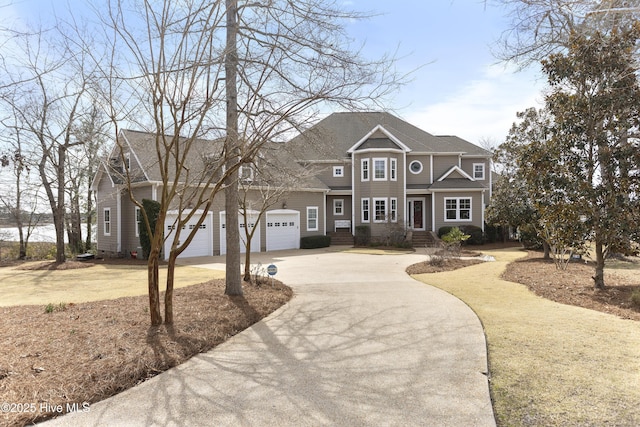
[43,247,495,426]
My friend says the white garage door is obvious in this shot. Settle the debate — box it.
[266,210,300,251]
[164,211,213,260]
[220,211,261,255]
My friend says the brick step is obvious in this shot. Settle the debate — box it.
[411,231,438,248]
[328,231,354,246]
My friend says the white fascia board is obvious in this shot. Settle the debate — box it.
[437,165,475,182]
[119,130,151,182]
[347,125,412,154]
[429,188,486,193]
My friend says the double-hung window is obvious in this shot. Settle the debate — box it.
[390,158,397,181]
[307,207,318,231]
[135,207,141,237]
[373,197,387,222]
[473,163,485,180]
[361,198,370,223]
[103,208,111,236]
[444,198,472,221]
[333,199,344,216]
[361,159,369,181]
[373,158,387,181]
[390,198,397,222]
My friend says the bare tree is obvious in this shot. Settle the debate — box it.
[237,150,321,282]
[222,0,403,295]
[0,128,42,259]
[0,25,98,263]
[493,0,640,65]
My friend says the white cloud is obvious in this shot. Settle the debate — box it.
[406,64,545,144]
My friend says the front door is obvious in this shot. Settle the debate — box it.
[407,198,425,230]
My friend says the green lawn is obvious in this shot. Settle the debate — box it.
[412,248,640,426]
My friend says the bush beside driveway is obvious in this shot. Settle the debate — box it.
[412,248,640,426]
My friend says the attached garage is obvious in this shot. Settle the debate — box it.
[220,211,261,255]
[266,209,300,251]
[163,211,213,260]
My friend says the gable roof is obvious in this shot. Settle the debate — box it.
[288,111,491,159]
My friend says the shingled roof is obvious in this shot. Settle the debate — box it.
[287,111,491,159]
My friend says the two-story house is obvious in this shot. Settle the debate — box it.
[289,111,492,245]
[92,111,491,259]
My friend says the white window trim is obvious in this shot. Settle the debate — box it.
[373,197,387,223]
[390,197,397,223]
[390,158,397,181]
[239,165,254,182]
[361,198,370,223]
[333,199,344,216]
[444,197,473,222]
[124,153,131,171]
[373,158,387,181]
[135,207,141,237]
[333,166,344,177]
[306,206,319,231]
[409,160,423,174]
[361,158,369,182]
[473,163,485,180]
[103,208,111,236]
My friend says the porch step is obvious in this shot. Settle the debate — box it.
[328,231,354,246]
[411,231,438,248]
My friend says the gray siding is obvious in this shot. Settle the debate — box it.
[96,172,120,255]
[406,154,432,185]
[326,195,353,232]
[433,155,460,181]
[121,186,153,255]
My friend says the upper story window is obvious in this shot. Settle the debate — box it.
[239,165,254,182]
[473,163,485,180]
[124,153,131,171]
[390,158,397,181]
[409,160,423,174]
[373,158,387,181]
[361,159,369,181]
[333,166,344,177]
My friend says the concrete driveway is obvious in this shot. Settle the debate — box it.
[43,247,495,426]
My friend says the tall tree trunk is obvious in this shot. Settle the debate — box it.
[224,0,242,296]
[165,252,177,324]
[593,241,606,290]
[54,145,66,264]
[147,246,162,326]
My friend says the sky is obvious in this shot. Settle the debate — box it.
[3,0,547,146]
[346,0,547,145]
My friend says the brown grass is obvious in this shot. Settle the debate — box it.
[0,279,292,427]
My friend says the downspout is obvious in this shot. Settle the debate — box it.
[116,187,122,253]
[351,155,355,236]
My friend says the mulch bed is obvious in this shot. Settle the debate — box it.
[502,251,640,321]
[0,279,292,427]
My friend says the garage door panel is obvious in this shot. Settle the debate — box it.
[220,212,260,255]
[266,210,300,251]
[164,212,213,260]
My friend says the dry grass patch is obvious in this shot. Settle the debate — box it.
[410,248,640,427]
[0,260,224,307]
